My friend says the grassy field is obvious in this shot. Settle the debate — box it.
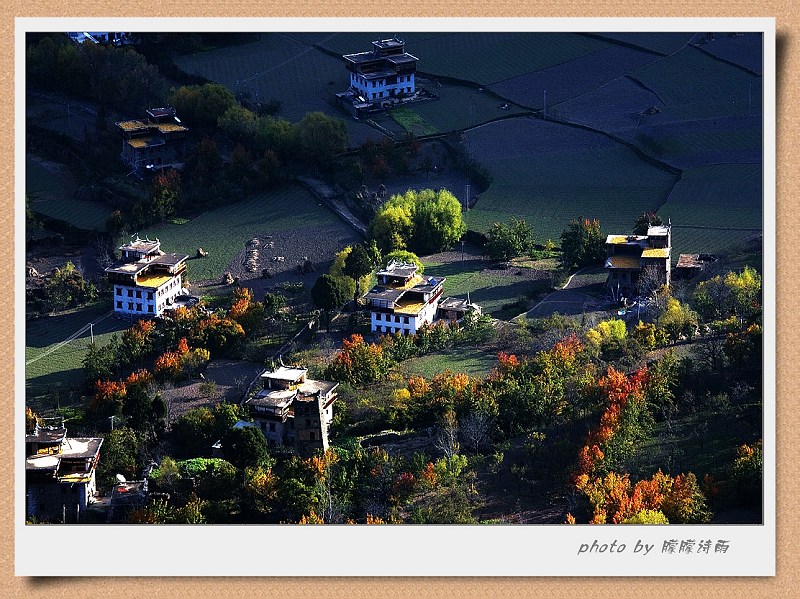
[140,185,360,282]
[423,255,552,319]
[388,107,438,136]
[25,303,129,400]
[629,46,762,121]
[463,117,677,243]
[399,347,499,379]
[26,155,111,231]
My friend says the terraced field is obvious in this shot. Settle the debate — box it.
[140,185,361,283]
[693,33,763,74]
[657,163,763,256]
[26,155,110,231]
[463,117,678,242]
[590,32,698,55]
[629,45,763,121]
[488,45,661,109]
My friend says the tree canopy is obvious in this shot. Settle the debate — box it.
[560,217,605,269]
[369,188,465,255]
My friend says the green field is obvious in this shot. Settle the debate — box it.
[140,185,357,282]
[388,107,438,136]
[317,32,610,85]
[423,259,551,318]
[630,46,762,121]
[592,32,697,55]
[26,303,129,400]
[465,144,678,244]
[400,347,499,379]
[26,155,111,231]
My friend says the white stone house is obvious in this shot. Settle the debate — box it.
[343,38,418,102]
[105,236,189,317]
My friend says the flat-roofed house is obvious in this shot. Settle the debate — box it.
[343,38,418,102]
[105,236,189,317]
[116,107,189,173]
[604,223,672,298]
[364,260,446,335]
[25,424,103,523]
[243,366,339,457]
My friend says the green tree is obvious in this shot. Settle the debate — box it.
[43,261,98,314]
[296,111,348,169]
[311,274,350,332]
[658,297,699,342]
[169,83,237,129]
[368,203,413,253]
[97,427,140,487]
[343,243,377,307]
[263,292,287,319]
[222,425,269,470]
[170,406,217,457]
[218,104,257,143]
[485,218,534,261]
[560,217,605,269]
[621,509,669,524]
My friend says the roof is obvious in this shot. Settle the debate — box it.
[605,255,642,269]
[641,248,670,259]
[58,437,103,460]
[150,253,189,268]
[249,388,297,407]
[394,300,425,316]
[135,273,173,288]
[105,261,151,276]
[117,119,150,132]
[647,225,671,237]
[126,136,165,149]
[377,261,419,279]
[120,238,160,254]
[299,379,339,397]
[26,426,67,445]
[676,254,703,269]
[156,123,189,134]
[146,107,176,119]
[439,297,471,311]
[26,453,61,472]
[261,366,307,383]
[606,234,647,246]
[365,286,407,303]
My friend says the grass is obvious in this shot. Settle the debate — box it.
[388,107,439,136]
[399,347,499,379]
[464,117,678,243]
[26,155,111,231]
[423,259,551,318]
[25,303,129,400]
[140,185,353,282]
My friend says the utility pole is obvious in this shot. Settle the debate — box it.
[543,90,547,119]
[90,322,94,344]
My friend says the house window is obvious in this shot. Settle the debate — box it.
[148,305,154,313]
[116,288,121,296]
[306,419,311,427]
[136,303,142,311]
[395,315,400,323]
[128,302,133,310]
[147,292,153,300]
[116,301,122,309]
[127,290,133,297]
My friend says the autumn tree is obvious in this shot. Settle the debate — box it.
[325,334,390,387]
[633,212,663,236]
[43,261,98,313]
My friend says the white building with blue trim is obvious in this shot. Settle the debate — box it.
[343,38,418,102]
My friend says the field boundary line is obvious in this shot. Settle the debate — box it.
[25,310,113,367]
